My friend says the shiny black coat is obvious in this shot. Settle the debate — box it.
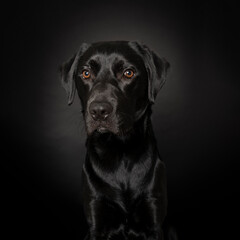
[61,41,169,239]
[82,113,167,240]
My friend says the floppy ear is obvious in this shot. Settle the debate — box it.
[129,41,170,103]
[60,43,90,105]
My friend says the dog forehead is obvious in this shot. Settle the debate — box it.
[87,53,128,66]
[79,42,145,69]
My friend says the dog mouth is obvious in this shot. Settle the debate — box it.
[86,119,118,135]
[90,123,133,137]
[85,113,133,136]
[96,126,109,133]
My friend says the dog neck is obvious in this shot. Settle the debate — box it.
[86,106,159,166]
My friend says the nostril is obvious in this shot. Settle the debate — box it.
[92,109,97,115]
[100,109,107,116]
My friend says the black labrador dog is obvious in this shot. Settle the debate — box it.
[61,41,170,240]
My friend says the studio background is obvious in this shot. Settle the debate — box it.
[3,1,239,239]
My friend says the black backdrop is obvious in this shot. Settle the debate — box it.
[3,1,239,239]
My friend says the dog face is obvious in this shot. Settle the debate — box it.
[61,41,169,136]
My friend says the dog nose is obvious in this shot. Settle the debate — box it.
[89,102,113,121]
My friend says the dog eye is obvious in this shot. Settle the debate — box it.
[82,70,91,79]
[123,69,134,79]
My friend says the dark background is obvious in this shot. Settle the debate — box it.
[3,0,239,239]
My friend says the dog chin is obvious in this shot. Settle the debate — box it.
[86,122,132,137]
[96,126,109,134]
[87,126,117,136]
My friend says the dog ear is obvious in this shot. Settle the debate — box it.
[60,43,90,105]
[149,51,170,103]
[129,41,170,103]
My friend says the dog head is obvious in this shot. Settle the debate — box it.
[60,41,169,136]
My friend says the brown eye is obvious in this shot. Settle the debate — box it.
[82,70,91,79]
[123,69,134,79]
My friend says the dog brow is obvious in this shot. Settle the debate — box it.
[89,59,101,74]
[112,60,124,73]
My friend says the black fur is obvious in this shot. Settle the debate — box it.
[61,41,170,239]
